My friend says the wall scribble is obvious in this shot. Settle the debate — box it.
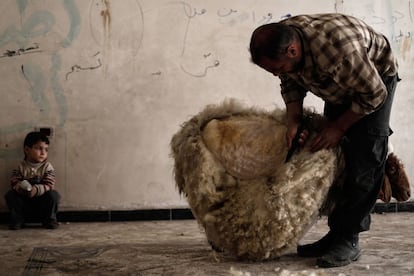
[0,43,41,58]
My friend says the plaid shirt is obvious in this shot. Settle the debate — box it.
[279,13,398,115]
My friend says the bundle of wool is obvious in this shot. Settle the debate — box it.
[170,100,341,261]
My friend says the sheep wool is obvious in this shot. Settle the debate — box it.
[170,100,340,261]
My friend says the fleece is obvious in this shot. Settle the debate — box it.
[170,99,342,261]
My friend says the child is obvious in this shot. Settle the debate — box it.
[4,132,60,230]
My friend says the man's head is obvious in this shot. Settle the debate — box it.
[23,132,50,163]
[249,23,303,76]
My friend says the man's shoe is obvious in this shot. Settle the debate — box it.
[316,235,361,268]
[297,231,337,257]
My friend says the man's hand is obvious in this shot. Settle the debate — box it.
[286,123,309,149]
[310,122,344,152]
[310,108,364,152]
[285,100,305,149]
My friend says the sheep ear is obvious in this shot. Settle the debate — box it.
[378,174,392,203]
[387,153,411,202]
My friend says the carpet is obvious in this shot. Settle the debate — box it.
[23,243,213,275]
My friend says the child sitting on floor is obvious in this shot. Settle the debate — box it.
[5,131,60,230]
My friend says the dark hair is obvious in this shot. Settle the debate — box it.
[24,132,49,148]
[249,23,297,64]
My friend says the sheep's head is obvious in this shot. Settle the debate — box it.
[202,116,287,179]
[385,153,411,201]
[378,174,392,203]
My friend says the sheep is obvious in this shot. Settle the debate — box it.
[170,99,343,261]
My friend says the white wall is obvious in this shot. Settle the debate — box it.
[0,0,412,211]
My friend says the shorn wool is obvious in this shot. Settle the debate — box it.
[170,100,342,261]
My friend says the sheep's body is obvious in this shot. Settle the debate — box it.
[171,100,340,261]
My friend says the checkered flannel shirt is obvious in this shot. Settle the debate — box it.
[279,13,398,115]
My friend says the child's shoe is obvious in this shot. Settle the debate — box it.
[8,223,23,230]
[43,220,59,229]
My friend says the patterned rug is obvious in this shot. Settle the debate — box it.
[23,243,213,275]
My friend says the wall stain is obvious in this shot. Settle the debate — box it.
[100,0,111,74]
[20,63,50,117]
[61,0,81,48]
[399,36,413,61]
[101,0,111,32]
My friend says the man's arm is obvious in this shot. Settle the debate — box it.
[335,108,365,134]
[310,109,364,152]
[309,49,389,152]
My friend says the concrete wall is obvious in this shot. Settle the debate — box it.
[0,0,413,211]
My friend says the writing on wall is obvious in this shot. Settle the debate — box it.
[0,0,413,162]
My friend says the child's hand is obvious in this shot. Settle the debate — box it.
[27,186,37,198]
[15,186,26,195]
[19,180,32,191]
[15,180,30,195]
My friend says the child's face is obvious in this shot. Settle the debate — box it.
[24,141,49,163]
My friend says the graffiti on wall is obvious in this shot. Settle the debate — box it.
[0,0,80,133]
[0,0,413,161]
[0,0,80,162]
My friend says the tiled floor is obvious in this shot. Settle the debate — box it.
[1,212,413,275]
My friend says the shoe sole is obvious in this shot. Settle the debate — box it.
[316,252,361,268]
[297,251,325,258]
[297,232,337,258]
[297,245,332,258]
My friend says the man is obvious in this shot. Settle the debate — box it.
[249,13,399,268]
